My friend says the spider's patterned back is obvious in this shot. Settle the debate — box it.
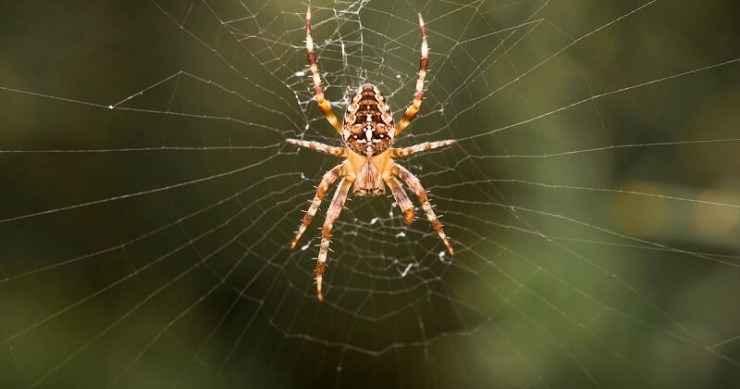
[343,83,395,157]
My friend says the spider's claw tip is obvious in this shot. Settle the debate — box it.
[290,235,302,249]
[315,277,324,301]
[404,210,414,224]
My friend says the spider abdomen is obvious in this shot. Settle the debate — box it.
[343,83,395,157]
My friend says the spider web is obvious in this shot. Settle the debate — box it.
[1,0,739,387]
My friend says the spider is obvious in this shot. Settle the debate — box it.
[287,7,455,301]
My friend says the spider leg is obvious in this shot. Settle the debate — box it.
[389,140,455,158]
[306,7,343,135]
[393,164,454,256]
[291,164,344,249]
[315,176,354,301]
[394,13,429,137]
[286,139,347,157]
[384,176,414,224]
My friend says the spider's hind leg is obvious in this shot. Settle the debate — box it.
[394,13,429,137]
[305,6,343,135]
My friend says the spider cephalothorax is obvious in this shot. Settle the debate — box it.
[287,7,455,301]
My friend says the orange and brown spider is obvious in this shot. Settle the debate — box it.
[288,7,455,301]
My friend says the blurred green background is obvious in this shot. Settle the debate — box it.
[1,0,738,387]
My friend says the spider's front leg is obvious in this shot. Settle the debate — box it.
[315,176,355,301]
[290,164,344,249]
[385,176,415,224]
[393,164,454,256]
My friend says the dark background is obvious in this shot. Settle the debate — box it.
[1,0,738,387]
